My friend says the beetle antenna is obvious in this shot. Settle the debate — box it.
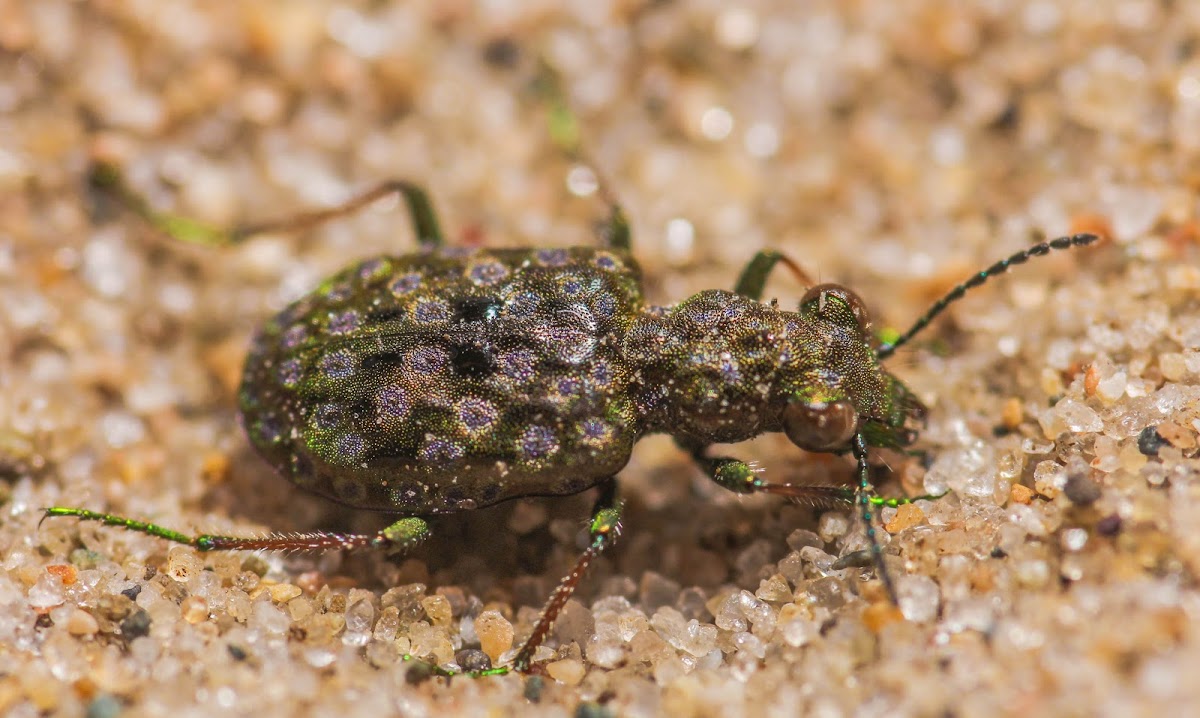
[877,233,1098,360]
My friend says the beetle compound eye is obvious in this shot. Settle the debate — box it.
[783,398,859,451]
[800,284,872,337]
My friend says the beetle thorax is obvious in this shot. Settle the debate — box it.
[619,290,796,443]
[621,288,906,448]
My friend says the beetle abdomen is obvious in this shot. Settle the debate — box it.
[239,247,644,514]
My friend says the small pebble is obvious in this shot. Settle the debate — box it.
[46,564,77,586]
[269,583,303,603]
[861,602,904,632]
[67,608,99,636]
[1096,514,1124,537]
[1010,484,1035,505]
[1137,425,1167,456]
[455,649,492,672]
[1155,422,1196,450]
[1064,474,1102,506]
[421,595,452,626]
[474,610,514,662]
[546,658,586,685]
[181,596,209,624]
[884,503,924,533]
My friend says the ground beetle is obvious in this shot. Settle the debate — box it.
[47,159,1096,677]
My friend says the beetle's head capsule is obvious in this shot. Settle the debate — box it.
[799,284,873,339]
[779,282,926,452]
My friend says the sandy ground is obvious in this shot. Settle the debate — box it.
[2,2,1200,717]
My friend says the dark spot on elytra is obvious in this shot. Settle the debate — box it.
[454,296,504,323]
[360,350,408,373]
[365,307,408,324]
[450,339,497,378]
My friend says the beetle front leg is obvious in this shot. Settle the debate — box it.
[511,479,622,672]
[685,448,939,509]
[683,442,939,606]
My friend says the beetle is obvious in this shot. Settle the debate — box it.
[47,160,1096,676]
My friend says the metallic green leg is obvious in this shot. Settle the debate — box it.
[684,441,944,606]
[684,445,939,508]
[41,507,429,554]
[88,161,445,248]
[733,250,816,300]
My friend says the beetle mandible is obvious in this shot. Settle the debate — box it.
[48,161,1096,676]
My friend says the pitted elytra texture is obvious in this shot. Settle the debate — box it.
[238,247,645,515]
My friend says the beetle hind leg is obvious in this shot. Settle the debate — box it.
[41,507,430,554]
[87,160,446,248]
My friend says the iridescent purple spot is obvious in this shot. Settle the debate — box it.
[281,325,309,350]
[591,361,613,388]
[278,358,303,387]
[314,404,342,429]
[255,417,282,444]
[321,351,355,379]
[420,437,464,463]
[561,279,583,295]
[374,386,410,420]
[593,253,620,271]
[536,248,569,267]
[578,419,611,443]
[556,377,582,396]
[468,260,509,287]
[325,283,352,302]
[498,349,536,382]
[357,258,389,281]
[592,293,616,319]
[328,310,360,335]
[458,397,497,432]
[390,272,421,295]
[407,346,448,375]
[338,433,366,460]
[521,425,558,459]
[506,291,540,318]
[414,299,450,323]
[719,355,741,383]
[691,310,722,332]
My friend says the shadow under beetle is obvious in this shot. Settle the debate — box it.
[47,161,1096,677]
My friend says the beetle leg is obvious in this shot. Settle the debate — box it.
[849,433,898,604]
[87,161,445,248]
[511,479,622,672]
[41,507,430,554]
[596,202,631,252]
[733,250,817,301]
[683,442,912,606]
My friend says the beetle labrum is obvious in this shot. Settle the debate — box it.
[47,161,1096,676]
